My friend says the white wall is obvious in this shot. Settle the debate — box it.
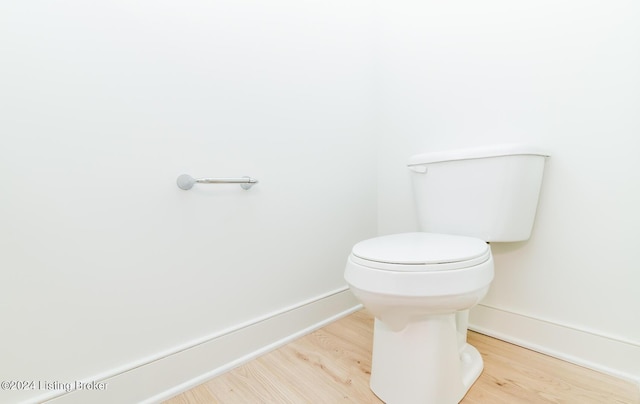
[0,1,376,402]
[376,0,640,380]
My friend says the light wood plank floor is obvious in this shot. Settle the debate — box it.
[165,310,639,403]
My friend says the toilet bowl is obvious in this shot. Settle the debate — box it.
[344,145,549,404]
[345,232,493,404]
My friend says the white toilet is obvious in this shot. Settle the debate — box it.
[344,144,549,404]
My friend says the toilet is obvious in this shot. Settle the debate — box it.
[344,144,549,404]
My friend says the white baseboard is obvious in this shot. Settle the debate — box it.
[33,294,638,403]
[468,304,640,385]
[40,288,361,404]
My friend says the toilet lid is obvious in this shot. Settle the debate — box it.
[351,232,490,269]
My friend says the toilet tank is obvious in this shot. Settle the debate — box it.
[408,144,549,242]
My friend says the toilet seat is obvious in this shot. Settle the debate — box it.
[345,232,494,297]
[351,232,490,272]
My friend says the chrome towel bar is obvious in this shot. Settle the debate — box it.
[177,174,258,190]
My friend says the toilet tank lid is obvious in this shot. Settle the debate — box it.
[351,232,490,265]
[408,144,550,166]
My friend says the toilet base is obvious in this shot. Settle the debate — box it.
[369,314,483,404]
